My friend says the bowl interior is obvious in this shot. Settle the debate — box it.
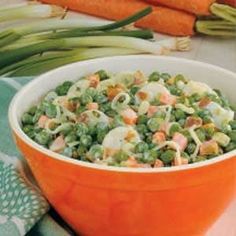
[9,55,236,171]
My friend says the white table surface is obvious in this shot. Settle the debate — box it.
[1,1,236,236]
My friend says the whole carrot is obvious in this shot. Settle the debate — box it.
[145,0,236,22]
[146,0,216,15]
[40,0,196,36]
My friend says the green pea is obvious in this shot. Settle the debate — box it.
[147,118,163,132]
[186,143,196,154]
[137,115,148,125]
[221,124,232,133]
[80,135,92,147]
[21,113,33,125]
[110,115,123,129]
[85,87,97,98]
[80,93,93,105]
[136,124,148,135]
[169,85,182,96]
[178,119,186,127]
[170,114,176,122]
[174,74,187,84]
[175,109,186,120]
[180,130,192,142]
[33,109,43,123]
[60,124,74,136]
[55,81,73,96]
[140,150,156,164]
[181,152,190,159]
[228,130,236,142]
[97,131,106,144]
[76,123,89,136]
[197,109,210,119]
[145,134,153,144]
[22,125,35,138]
[96,122,109,132]
[94,93,108,104]
[225,142,236,152]
[148,71,160,82]
[229,120,236,130]
[153,111,166,119]
[77,146,87,157]
[28,106,37,115]
[87,125,97,136]
[205,127,215,139]
[169,123,181,136]
[196,128,206,142]
[135,142,149,153]
[76,106,86,115]
[45,103,57,118]
[130,86,140,95]
[95,70,109,81]
[160,73,171,81]
[65,132,77,143]
[203,116,213,124]
[160,150,175,164]
[62,147,73,157]
[88,144,103,160]
[35,130,52,146]
[114,151,128,162]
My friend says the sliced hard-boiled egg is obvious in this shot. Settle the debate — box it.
[183,81,216,96]
[135,82,169,102]
[102,126,141,151]
[205,101,234,129]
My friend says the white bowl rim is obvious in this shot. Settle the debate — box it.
[8,55,236,173]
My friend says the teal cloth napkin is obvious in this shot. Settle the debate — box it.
[0,77,73,236]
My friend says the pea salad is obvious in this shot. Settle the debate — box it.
[21,70,236,168]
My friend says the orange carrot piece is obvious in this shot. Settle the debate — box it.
[172,132,188,151]
[121,108,138,125]
[154,159,164,167]
[50,135,66,153]
[146,0,216,15]
[173,157,189,166]
[107,84,124,101]
[159,93,176,105]
[38,115,49,128]
[185,116,203,128]
[200,140,219,156]
[147,105,158,117]
[87,74,100,88]
[86,102,99,110]
[152,131,166,144]
[40,0,196,36]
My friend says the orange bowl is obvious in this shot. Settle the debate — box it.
[9,56,236,236]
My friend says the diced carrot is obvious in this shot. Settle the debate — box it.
[107,84,124,101]
[49,135,66,153]
[172,132,188,151]
[86,102,99,110]
[173,157,189,166]
[159,93,176,105]
[124,157,150,168]
[199,96,211,108]
[38,115,49,128]
[125,130,137,142]
[147,105,158,117]
[121,108,138,125]
[159,122,168,134]
[185,116,203,128]
[154,159,164,167]
[152,132,166,144]
[87,74,100,88]
[137,91,148,101]
[200,140,219,156]
[202,123,216,130]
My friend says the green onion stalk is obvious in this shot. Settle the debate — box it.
[0,6,152,48]
[3,47,144,77]
[0,36,191,70]
[1,30,153,51]
[0,4,64,22]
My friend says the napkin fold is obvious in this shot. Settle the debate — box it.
[0,77,73,236]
